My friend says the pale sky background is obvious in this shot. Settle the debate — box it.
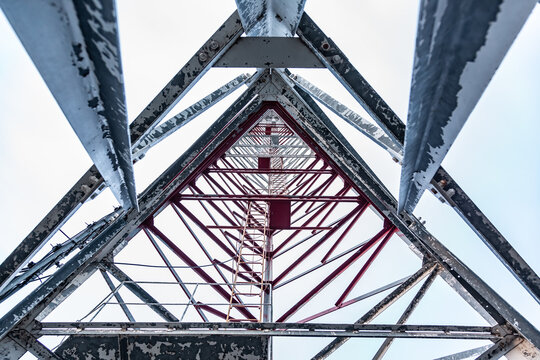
[0,1,539,359]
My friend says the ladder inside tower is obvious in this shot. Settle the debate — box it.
[226,200,269,322]
[226,115,291,322]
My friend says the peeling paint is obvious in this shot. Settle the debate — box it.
[400,0,536,213]
[56,335,268,360]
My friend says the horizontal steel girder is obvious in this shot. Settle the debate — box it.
[295,13,540,305]
[0,0,137,210]
[178,194,360,202]
[215,37,324,68]
[0,10,245,300]
[236,0,306,36]
[37,322,499,340]
[400,0,537,213]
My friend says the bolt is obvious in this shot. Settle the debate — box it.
[331,55,341,64]
[321,41,330,51]
[209,40,219,51]
[198,51,209,62]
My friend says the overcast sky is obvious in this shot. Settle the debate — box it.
[0,1,539,359]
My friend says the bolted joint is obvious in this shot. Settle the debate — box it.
[198,51,209,62]
[320,40,331,51]
[209,40,220,51]
[331,54,342,64]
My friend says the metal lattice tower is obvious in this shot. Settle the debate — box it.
[0,1,538,359]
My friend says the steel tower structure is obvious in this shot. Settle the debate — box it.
[0,1,538,359]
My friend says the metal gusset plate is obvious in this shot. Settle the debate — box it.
[0,0,137,210]
[235,0,306,36]
[399,0,537,213]
[215,38,324,68]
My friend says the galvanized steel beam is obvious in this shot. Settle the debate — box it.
[37,322,498,340]
[236,0,306,37]
[295,14,540,305]
[476,336,523,360]
[289,73,402,158]
[400,0,537,213]
[432,167,540,305]
[432,345,492,360]
[215,37,324,68]
[0,10,245,300]
[0,73,270,341]
[311,263,437,359]
[1,0,136,211]
[296,13,405,145]
[0,336,26,360]
[99,269,135,322]
[0,212,116,302]
[132,73,251,161]
[268,72,539,350]
[8,329,60,360]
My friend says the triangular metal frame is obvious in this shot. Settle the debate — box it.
[0,10,538,360]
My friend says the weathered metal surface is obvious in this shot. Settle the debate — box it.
[0,74,269,341]
[55,335,269,360]
[100,269,135,322]
[296,12,405,145]
[268,73,540,350]
[0,336,26,360]
[0,0,137,210]
[38,322,497,340]
[0,10,244,302]
[432,345,492,360]
[132,73,251,161]
[215,37,324,68]
[433,168,540,305]
[0,212,116,302]
[506,340,540,360]
[8,329,60,360]
[295,14,540,306]
[289,73,402,158]
[236,0,306,36]
[476,336,523,360]
[400,0,537,213]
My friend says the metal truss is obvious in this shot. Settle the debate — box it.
[295,13,540,306]
[0,10,245,299]
[0,4,538,360]
[0,69,537,360]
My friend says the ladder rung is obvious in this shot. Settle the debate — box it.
[235,293,262,296]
